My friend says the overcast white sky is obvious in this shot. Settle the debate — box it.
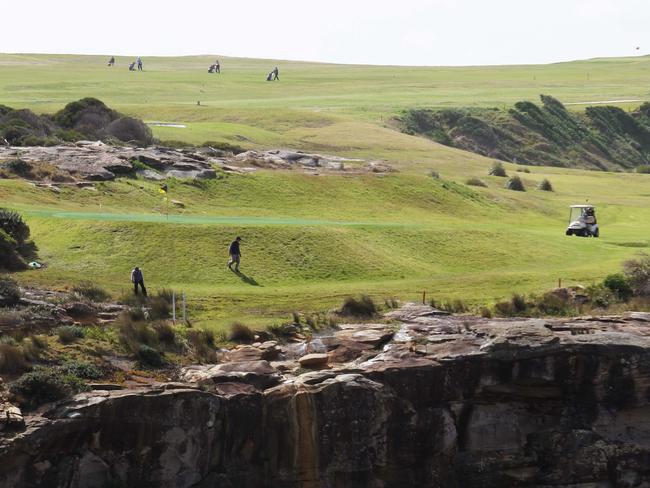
[2,0,648,66]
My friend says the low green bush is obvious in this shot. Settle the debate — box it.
[489,162,507,177]
[61,360,103,380]
[186,329,217,363]
[73,282,111,302]
[0,276,21,306]
[603,273,633,301]
[56,325,85,344]
[137,344,164,367]
[466,177,487,187]
[586,284,614,309]
[10,366,89,409]
[0,342,28,374]
[537,178,554,191]
[228,322,255,343]
[505,175,526,191]
[341,295,377,317]
[4,159,32,176]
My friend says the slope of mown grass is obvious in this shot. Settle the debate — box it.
[2,53,650,329]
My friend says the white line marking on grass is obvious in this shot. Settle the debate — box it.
[565,99,644,105]
[146,122,187,128]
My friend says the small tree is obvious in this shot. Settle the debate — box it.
[489,162,507,177]
[505,175,526,191]
[537,179,554,192]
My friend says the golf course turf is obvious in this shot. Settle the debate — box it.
[1,53,650,330]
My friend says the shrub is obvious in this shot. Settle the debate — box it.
[586,284,614,309]
[61,360,103,380]
[4,159,32,176]
[186,329,217,363]
[429,170,440,179]
[536,291,570,315]
[73,282,110,302]
[340,295,377,317]
[493,300,515,317]
[516,167,531,173]
[623,253,650,296]
[479,306,492,318]
[149,296,171,320]
[53,98,119,136]
[117,316,156,352]
[384,297,399,309]
[0,276,21,307]
[54,128,85,142]
[636,165,650,174]
[537,179,554,191]
[0,342,28,374]
[603,273,633,301]
[104,117,154,146]
[137,344,164,367]
[505,175,526,191]
[153,323,176,346]
[466,177,487,187]
[511,293,528,314]
[56,325,85,344]
[0,209,30,243]
[228,322,255,343]
[22,335,47,362]
[10,367,89,409]
[489,162,507,177]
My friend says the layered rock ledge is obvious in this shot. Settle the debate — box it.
[3,304,650,487]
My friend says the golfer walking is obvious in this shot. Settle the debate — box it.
[227,236,242,272]
[131,266,147,296]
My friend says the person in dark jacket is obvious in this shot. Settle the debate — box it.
[107,56,115,66]
[227,236,242,272]
[131,266,147,296]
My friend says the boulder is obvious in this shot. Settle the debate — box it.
[298,353,329,370]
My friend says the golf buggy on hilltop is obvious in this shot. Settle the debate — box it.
[566,204,599,238]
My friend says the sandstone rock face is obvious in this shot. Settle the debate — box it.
[4,305,650,487]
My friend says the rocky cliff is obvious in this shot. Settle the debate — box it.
[3,305,650,487]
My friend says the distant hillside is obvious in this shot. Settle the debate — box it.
[400,96,650,171]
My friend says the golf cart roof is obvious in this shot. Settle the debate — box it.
[570,205,595,208]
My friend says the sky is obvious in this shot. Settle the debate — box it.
[2,0,649,66]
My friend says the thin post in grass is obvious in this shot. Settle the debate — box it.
[182,291,187,324]
[172,291,176,323]
[558,278,562,288]
[422,291,426,305]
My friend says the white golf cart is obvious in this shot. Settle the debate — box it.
[566,204,599,238]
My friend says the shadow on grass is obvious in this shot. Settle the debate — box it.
[232,269,261,286]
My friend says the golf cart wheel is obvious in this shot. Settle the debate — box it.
[565,230,572,236]
[594,229,600,238]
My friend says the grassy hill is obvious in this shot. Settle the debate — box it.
[1,53,650,329]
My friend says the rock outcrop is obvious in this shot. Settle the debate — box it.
[4,305,650,487]
[0,144,388,183]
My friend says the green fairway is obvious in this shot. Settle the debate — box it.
[1,53,650,330]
